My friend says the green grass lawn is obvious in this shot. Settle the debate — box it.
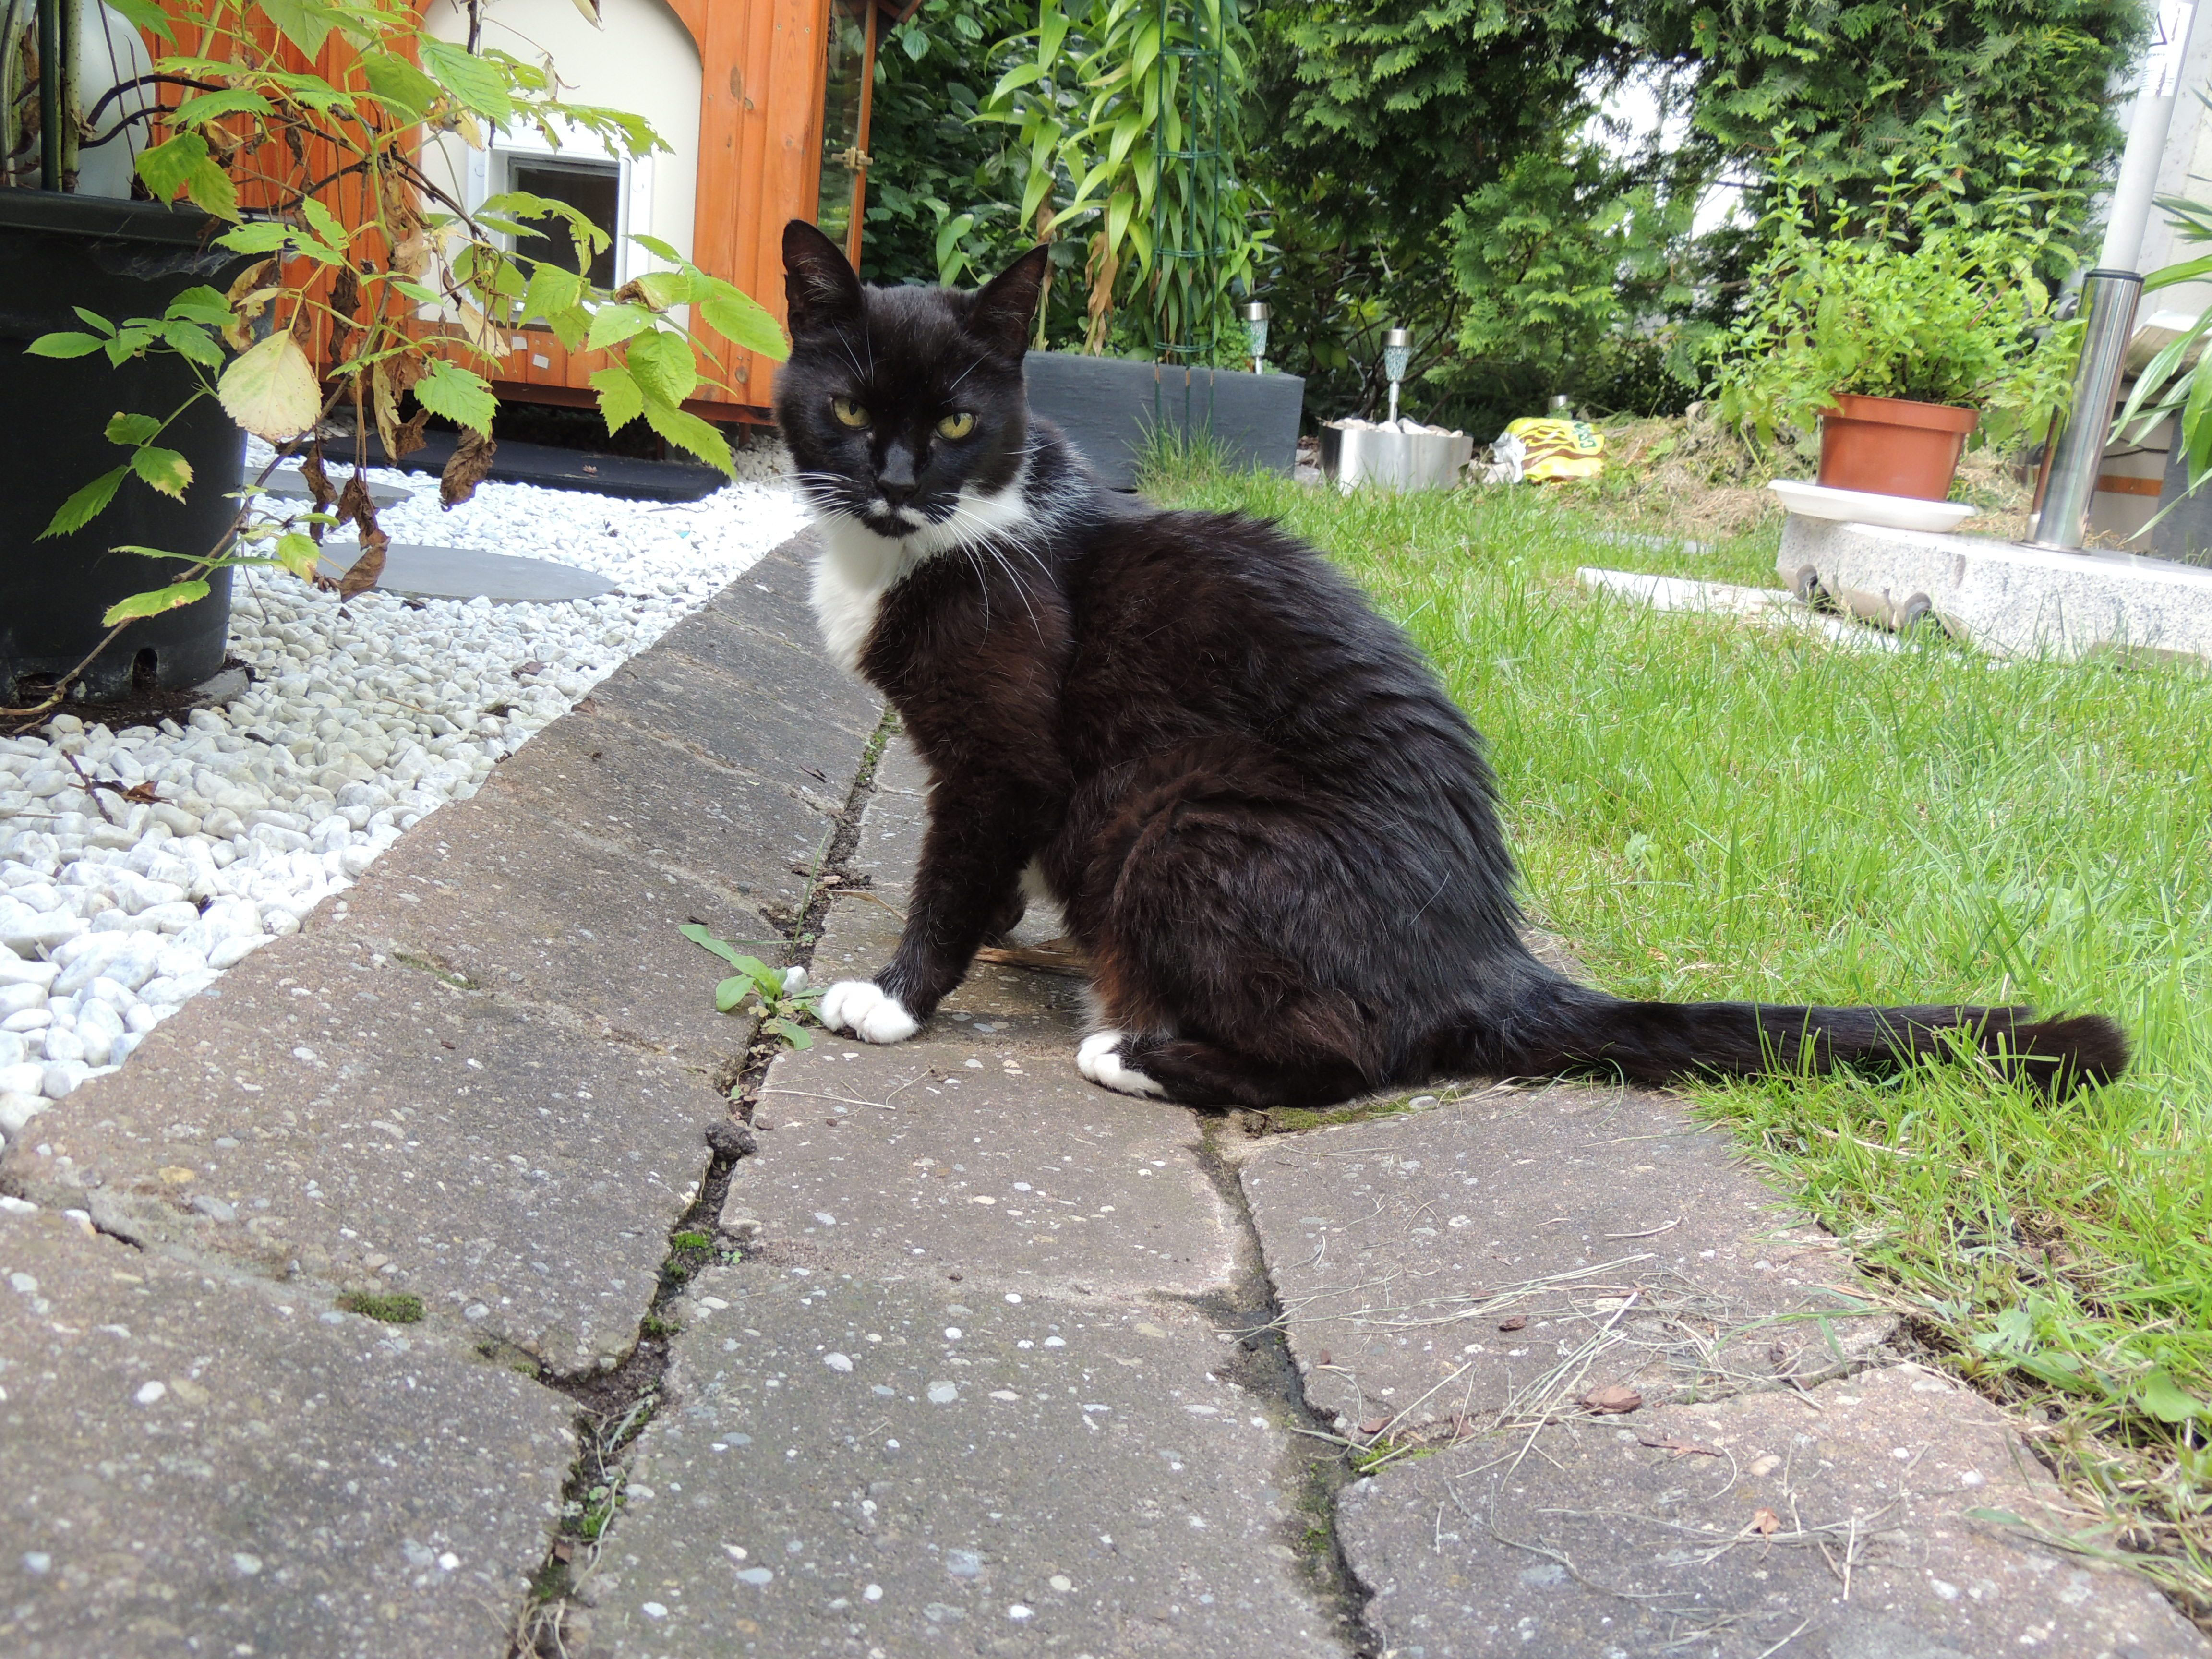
[1143,453,2212,1610]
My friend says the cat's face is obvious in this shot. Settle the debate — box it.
[774,222,1050,541]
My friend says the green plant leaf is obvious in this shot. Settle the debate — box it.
[135,133,212,203]
[714,975,754,1014]
[106,412,162,446]
[767,1017,814,1050]
[172,88,272,125]
[411,359,498,433]
[101,0,173,42]
[165,286,233,326]
[421,40,517,123]
[41,467,128,538]
[630,232,684,263]
[130,446,193,499]
[623,328,697,407]
[519,261,584,325]
[360,49,440,119]
[274,531,321,579]
[2137,1370,2206,1424]
[642,400,733,475]
[300,197,349,252]
[590,364,645,433]
[586,302,656,351]
[680,922,752,969]
[255,0,337,58]
[102,578,210,626]
[26,332,106,359]
[697,286,789,361]
[218,333,321,440]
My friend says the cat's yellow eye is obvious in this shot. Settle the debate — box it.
[936,410,977,440]
[831,397,870,428]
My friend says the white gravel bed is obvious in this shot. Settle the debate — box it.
[0,447,806,1145]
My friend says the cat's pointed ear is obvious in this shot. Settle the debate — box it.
[783,219,864,335]
[967,243,1051,360]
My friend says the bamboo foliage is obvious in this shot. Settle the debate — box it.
[980,0,1261,357]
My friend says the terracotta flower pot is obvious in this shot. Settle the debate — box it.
[1816,393,1979,501]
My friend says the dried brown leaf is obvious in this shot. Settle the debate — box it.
[1358,1417,1390,1437]
[337,528,388,600]
[441,431,498,507]
[1752,1507,1781,1536]
[372,354,427,459]
[1579,1383,1643,1416]
[336,470,375,533]
[299,449,335,512]
[327,265,362,364]
[391,407,431,461]
[1497,1314,1528,1332]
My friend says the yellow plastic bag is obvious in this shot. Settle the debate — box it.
[1502,417,1605,482]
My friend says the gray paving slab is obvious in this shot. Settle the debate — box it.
[569,1263,1348,1659]
[1239,1086,1889,1431]
[252,468,414,506]
[331,775,774,1063]
[729,1037,1239,1296]
[589,644,881,809]
[0,1202,575,1659]
[3,943,724,1372]
[317,541,621,602]
[491,713,841,921]
[1337,1361,2208,1658]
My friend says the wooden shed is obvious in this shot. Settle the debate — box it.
[414,0,911,425]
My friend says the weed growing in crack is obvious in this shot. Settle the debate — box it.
[680,924,820,1048]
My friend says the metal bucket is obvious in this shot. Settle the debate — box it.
[1319,422,1472,491]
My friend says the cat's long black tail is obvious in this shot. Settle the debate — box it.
[1462,979,2129,1101]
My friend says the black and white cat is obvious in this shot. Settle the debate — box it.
[771,219,2127,1108]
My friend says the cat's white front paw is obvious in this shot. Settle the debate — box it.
[820,980,920,1044]
[1076,1030,1163,1098]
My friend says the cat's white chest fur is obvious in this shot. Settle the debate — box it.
[806,480,1040,677]
[810,518,911,677]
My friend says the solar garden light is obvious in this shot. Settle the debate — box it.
[1243,302,1271,374]
[1383,328,1412,424]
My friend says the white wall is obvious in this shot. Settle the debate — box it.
[2123,6,2212,313]
[419,0,703,275]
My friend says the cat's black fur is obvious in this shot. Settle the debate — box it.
[772,219,2128,1107]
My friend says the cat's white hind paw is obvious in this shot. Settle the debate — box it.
[1076,1030,1164,1098]
[820,980,919,1044]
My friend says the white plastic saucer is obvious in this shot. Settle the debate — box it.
[1768,479,1977,533]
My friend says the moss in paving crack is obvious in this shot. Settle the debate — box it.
[336,1290,424,1323]
[671,1229,713,1251]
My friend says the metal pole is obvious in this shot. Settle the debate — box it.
[2033,271,2145,549]
[37,0,61,191]
[2032,0,2198,548]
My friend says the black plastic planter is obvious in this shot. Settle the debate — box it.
[0,192,246,703]
[1023,351,1303,491]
